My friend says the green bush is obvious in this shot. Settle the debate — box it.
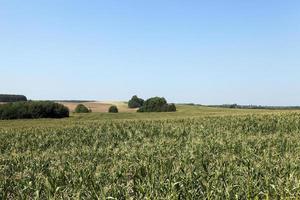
[162,103,177,112]
[168,103,177,112]
[108,106,118,113]
[74,104,91,113]
[0,94,27,102]
[128,95,144,108]
[138,97,176,112]
[0,101,69,120]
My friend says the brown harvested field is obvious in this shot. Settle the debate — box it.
[57,101,137,113]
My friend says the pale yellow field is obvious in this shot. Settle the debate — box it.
[57,101,137,113]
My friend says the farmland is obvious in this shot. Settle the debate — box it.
[1,105,300,199]
[58,101,137,113]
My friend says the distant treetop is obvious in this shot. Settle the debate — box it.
[128,95,144,108]
[0,94,27,102]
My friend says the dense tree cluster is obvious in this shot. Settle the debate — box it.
[108,106,118,113]
[0,101,69,120]
[128,95,144,108]
[74,104,91,113]
[0,94,27,102]
[138,97,176,112]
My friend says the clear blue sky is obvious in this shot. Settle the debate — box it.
[1,0,299,105]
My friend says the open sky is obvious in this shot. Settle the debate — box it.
[1,0,299,105]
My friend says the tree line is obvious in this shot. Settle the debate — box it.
[208,104,300,110]
[0,94,27,102]
[0,101,69,120]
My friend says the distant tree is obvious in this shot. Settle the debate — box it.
[74,104,90,113]
[108,105,118,113]
[138,97,176,112]
[128,95,144,108]
[0,94,27,102]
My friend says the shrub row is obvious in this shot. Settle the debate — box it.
[0,101,69,120]
[0,94,27,102]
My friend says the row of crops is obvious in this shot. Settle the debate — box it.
[1,112,300,199]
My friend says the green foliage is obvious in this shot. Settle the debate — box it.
[128,95,144,108]
[74,104,91,113]
[1,112,300,198]
[0,101,69,119]
[108,105,118,113]
[138,97,176,112]
[0,94,27,102]
[165,103,177,112]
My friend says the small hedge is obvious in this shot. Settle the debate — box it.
[74,104,91,113]
[0,94,27,102]
[108,106,118,113]
[128,95,144,108]
[0,101,69,120]
[138,97,176,112]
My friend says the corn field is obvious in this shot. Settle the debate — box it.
[1,112,300,199]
